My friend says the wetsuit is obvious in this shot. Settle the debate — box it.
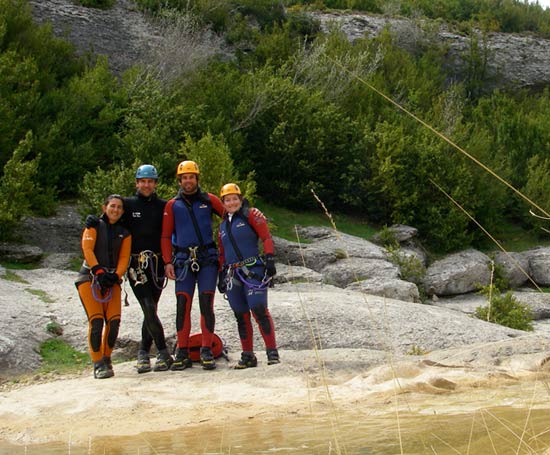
[218,204,277,352]
[161,188,224,351]
[75,215,131,364]
[123,192,169,354]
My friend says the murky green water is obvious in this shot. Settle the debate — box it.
[2,405,550,455]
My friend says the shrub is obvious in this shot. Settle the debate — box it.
[475,286,533,331]
[0,131,40,240]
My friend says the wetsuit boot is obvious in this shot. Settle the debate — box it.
[234,351,258,370]
[136,349,152,374]
[171,348,192,370]
[94,360,114,379]
[153,348,173,372]
[266,348,280,365]
[200,347,216,370]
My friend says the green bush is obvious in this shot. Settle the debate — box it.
[475,286,533,331]
[78,162,136,218]
[0,131,40,240]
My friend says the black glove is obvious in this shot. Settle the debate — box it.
[217,270,227,293]
[103,272,120,287]
[97,273,113,289]
[85,214,100,229]
[264,254,276,277]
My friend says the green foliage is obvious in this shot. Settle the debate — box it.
[475,287,533,332]
[0,270,28,283]
[178,132,257,202]
[0,131,40,240]
[26,289,56,304]
[39,338,90,373]
[377,226,399,249]
[78,162,136,217]
[386,246,426,285]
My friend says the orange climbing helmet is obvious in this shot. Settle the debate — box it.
[176,160,200,176]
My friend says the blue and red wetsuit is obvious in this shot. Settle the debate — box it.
[161,189,224,351]
[218,205,277,352]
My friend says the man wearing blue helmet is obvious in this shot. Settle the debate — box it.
[86,164,173,373]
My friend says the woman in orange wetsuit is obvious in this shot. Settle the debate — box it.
[75,194,132,379]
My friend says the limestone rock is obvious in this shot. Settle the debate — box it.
[423,249,491,296]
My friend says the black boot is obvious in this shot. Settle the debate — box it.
[136,350,151,374]
[266,348,280,365]
[94,360,114,379]
[200,347,216,370]
[171,348,192,371]
[153,349,173,372]
[235,351,258,370]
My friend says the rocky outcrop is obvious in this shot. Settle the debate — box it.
[311,11,550,90]
[493,250,530,288]
[29,0,161,75]
[423,249,492,296]
[28,3,550,89]
[524,247,550,286]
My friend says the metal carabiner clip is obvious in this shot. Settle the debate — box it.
[188,246,200,272]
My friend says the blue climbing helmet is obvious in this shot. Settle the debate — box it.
[135,164,158,180]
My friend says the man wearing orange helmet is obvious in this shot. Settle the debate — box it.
[217,183,280,368]
[161,160,224,370]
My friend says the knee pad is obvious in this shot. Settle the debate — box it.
[107,319,120,349]
[199,292,215,333]
[234,311,250,340]
[252,305,272,336]
[176,293,189,332]
[90,318,104,352]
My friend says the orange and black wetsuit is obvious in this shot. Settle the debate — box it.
[75,215,131,364]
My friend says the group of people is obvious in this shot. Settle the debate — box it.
[75,161,279,379]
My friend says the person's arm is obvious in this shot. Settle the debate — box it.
[209,193,225,218]
[81,227,100,269]
[248,210,274,255]
[161,199,176,280]
[248,210,276,277]
[115,234,132,279]
[217,228,226,269]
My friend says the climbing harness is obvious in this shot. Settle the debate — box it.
[128,250,167,290]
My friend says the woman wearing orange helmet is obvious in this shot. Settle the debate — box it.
[217,183,280,368]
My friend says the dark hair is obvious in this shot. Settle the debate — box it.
[103,194,124,206]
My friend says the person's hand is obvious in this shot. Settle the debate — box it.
[91,265,106,276]
[217,270,227,293]
[251,207,266,220]
[264,254,276,277]
[97,273,112,289]
[164,263,176,280]
[103,272,120,287]
[85,214,100,229]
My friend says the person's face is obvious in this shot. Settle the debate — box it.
[136,178,157,197]
[103,197,124,224]
[222,194,242,214]
[179,173,198,195]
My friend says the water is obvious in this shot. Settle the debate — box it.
[2,404,550,454]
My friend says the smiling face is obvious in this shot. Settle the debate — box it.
[136,178,157,197]
[178,173,198,195]
[103,196,124,224]
[222,193,242,214]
